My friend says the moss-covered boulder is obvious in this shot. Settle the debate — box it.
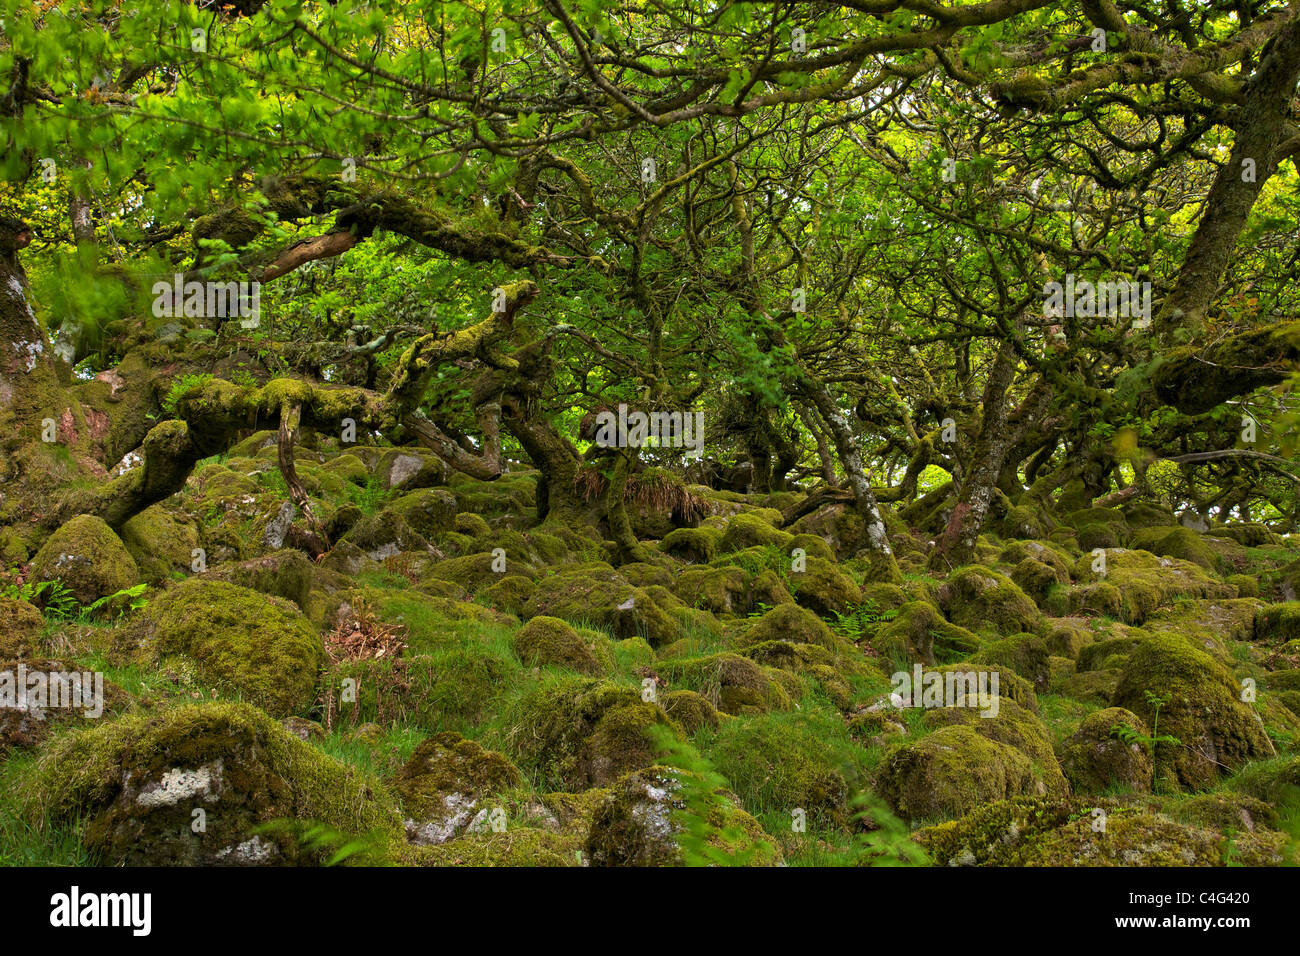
[0,596,43,659]
[971,632,1052,690]
[658,653,795,716]
[30,514,138,605]
[660,690,721,733]
[119,505,201,583]
[674,565,792,615]
[917,695,1067,797]
[873,600,980,666]
[25,701,402,865]
[1065,507,1129,550]
[512,616,613,675]
[342,509,433,561]
[938,566,1042,636]
[1070,549,1233,625]
[584,766,781,866]
[506,677,683,789]
[738,602,840,652]
[660,526,721,564]
[1256,602,1300,644]
[874,725,1038,822]
[199,550,315,612]
[1059,707,1154,794]
[719,512,794,553]
[385,488,458,539]
[1129,525,1219,571]
[521,568,680,645]
[787,556,859,616]
[375,448,446,491]
[1111,634,1275,790]
[395,732,522,845]
[140,579,323,717]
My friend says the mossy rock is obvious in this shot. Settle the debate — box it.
[1129,525,1220,571]
[513,616,613,676]
[674,565,792,616]
[479,574,536,616]
[584,766,780,866]
[1111,633,1275,791]
[119,505,201,583]
[398,826,581,866]
[140,578,323,717]
[506,677,683,790]
[395,732,522,844]
[1256,602,1300,644]
[342,509,433,561]
[971,632,1052,690]
[705,710,855,817]
[375,448,447,490]
[30,514,139,606]
[420,551,536,594]
[1058,707,1154,794]
[1174,793,1279,834]
[522,569,680,645]
[1228,574,1260,598]
[860,582,909,611]
[1044,619,1093,659]
[0,596,44,659]
[655,524,720,564]
[618,562,675,590]
[738,602,840,652]
[1065,507,1129,550]
[873,601,980,667]
[874,725,1039,822]
[1070,549,1232,624]
[454,512,492,537]
[929,661,1039,713]
[660,690,721,733]
[320,453,369,486]
[26,701,402,865]
[385,488,458,539]
[938,565,1042,636]
[330,650,516,730]
[787,555,859,616]
[199,550,315,611]
[789,533,835,562]
[1010,557,1069,607]
[719,512,794,553]
[1056,668,1123,706]
[919,695,1067,796]
[658,653,793,716]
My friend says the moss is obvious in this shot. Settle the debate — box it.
[1256,602,1300,644]
[738,602,840,652]
[788,533,835,562]
[119,506,201,583]
[30,514,139,605]
[522,569,680,645]
[860,582,909,610]
[0,596,44,659]
[330,649,516,730]
[938,565,1042,636]
[479,574,536,615]
[674,565,791,615]
[719,512,794,553]
[971,632,1052,690]
[1224,755,1300,805]
[618,562,675,590]
[420,551,536,594]
[454,512,492,537]
[1056,668,1123,705]
[385,488,458,538]
[513,616,613,675]
[1129,525,1219,571]
[584,766,780,866]
[872,600,980,667]
[142,578,323,717]
[394,731,522,820]
[1045,620,1093,659]
[1010,557,1068,607]
[660,690,721,733]
[1059,707,1153,794]
[396,827,581,866]
[27,701,403,865]
[1065,507,1129,550]
[919,695,1068,796]
[787,555,859,616]
[505,677,683,790]
[1174,793,1279,834]
[874,725,1038,822]
[704,709,856,818]
[1228,574,1260,598]
[743,639,884,707]
[915,796,1077,865]
[658,653,793,716]
[200,550,315,611]
[342,509,433,561]
[320,453,369,486]
[1071,549,1232,624]
[1112,633,1275,791]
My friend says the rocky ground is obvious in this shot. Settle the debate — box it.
[3,434,1299,867]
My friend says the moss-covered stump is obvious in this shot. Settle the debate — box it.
[513,616,613,675]
[938,566,1042,636]
[1058,708,1154,794]
[506,677,683,789]
[585,766,781,866]
[139,578,323,717]
[1111,634,1275,790]
[25,701,402,866]
[395,732,523,845]
[30,514,139,605]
